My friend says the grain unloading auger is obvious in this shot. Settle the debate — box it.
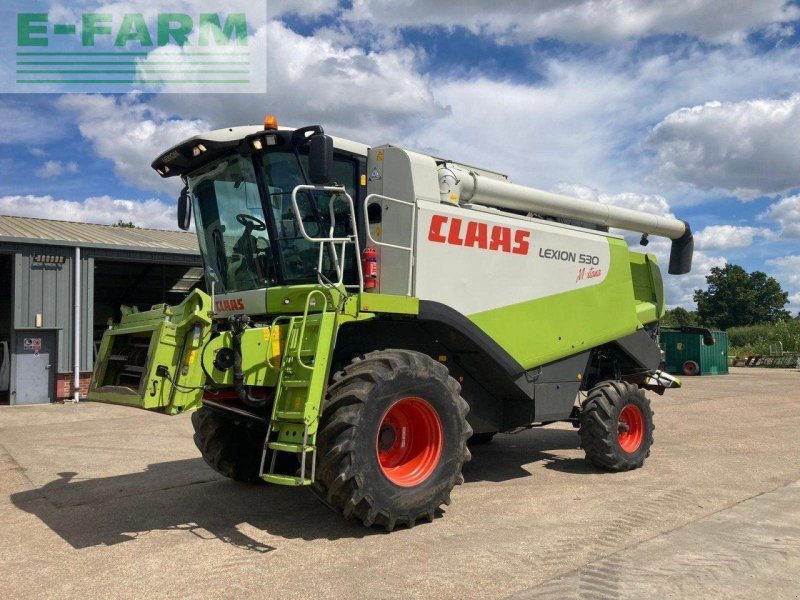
[88,117,690,530]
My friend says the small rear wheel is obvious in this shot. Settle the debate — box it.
[313,350,471,531]
[578,381,654,471]
[683,360,700,376]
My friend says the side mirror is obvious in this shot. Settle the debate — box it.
[177,186,192,231]
[308,133,333,185]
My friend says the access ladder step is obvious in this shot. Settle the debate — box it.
[268,441,315,454]
[274,410,306,422]
[262,473,313,486]
[281,380,310,389]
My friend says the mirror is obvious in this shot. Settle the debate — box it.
[308,133,333,185]
[177,186,192,230]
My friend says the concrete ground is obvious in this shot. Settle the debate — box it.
[1,368,799,599]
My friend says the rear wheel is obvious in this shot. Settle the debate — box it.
[313,350,471,531]
[578,381,654,472]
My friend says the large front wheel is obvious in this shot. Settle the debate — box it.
[313,350,471,531]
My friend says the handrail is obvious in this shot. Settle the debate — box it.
[296,289,329,370]
[290,185,363,291]
[363,193,416,296]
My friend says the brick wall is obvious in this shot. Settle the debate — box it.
[55,372,92,400]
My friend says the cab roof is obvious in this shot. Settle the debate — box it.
[151,125,370,178]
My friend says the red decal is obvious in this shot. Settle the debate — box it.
[512,230,530,255]
[428,215,448,243]
[215,298,245,312]
[464,221,488,249]
[447,218,465,246]
[428,214,531,255]
[489,226,511,252]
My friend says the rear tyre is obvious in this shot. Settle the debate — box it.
[467,432,496,446]
[313,350,472,531]
[191,407,266,484]
[578,381,654,472]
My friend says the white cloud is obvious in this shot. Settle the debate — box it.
[153,21,445,144]
[760,195,800,238]
[35,160,79,178]
[57,94,208,192]
[347,0,799,44]
[553,183,672,215]
[648,95,800,199]
[0,194,177,231]
[694,225,772,251]
[269,0,339,18]
[400,43,800,199]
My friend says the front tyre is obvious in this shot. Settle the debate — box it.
[578,381,654,472]
[313,350,471,531]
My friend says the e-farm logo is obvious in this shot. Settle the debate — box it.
[1,1,267,93]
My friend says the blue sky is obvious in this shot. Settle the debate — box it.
[1,0,799,312]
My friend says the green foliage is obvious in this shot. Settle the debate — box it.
[694,264,791,330]
[112,220,137,228]
[728,321,800,356]
[662,307,700,327]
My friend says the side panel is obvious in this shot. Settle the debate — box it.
[414,202,641,370]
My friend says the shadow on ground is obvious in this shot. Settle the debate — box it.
[463,427,593,482]
[9,427,590,551]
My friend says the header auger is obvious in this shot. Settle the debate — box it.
[89,117,689,530]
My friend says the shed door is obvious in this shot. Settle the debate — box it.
[13,331,56,404]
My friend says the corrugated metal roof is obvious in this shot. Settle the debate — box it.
[0,215,199,254]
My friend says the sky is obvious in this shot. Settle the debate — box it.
[0,0,799,312]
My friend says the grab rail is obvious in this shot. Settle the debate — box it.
[363,193,416,296]
[290,185,363,292]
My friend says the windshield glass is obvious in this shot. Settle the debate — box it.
[188,147,359,293]
[188,155,274,293]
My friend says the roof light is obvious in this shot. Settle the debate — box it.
[192,143,207,157]
[264,114,278,130]
[251,138,263,150]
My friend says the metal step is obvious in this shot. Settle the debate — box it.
[262,473,312,486]
[268,441,315,454]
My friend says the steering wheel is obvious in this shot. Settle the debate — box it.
[236,213,267,231]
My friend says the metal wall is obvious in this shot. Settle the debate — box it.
[12,244,93,373]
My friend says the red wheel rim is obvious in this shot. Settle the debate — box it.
[617,404,645,453]
[376,397,443,487]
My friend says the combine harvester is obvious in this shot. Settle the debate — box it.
[89,117,693,530]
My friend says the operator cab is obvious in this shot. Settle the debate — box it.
[152,120,369,301]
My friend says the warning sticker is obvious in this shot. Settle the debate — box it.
[23,338,42,353]
[368,167,382,181]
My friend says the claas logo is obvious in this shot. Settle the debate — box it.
[428,215,530,255]
[215,298,245,312]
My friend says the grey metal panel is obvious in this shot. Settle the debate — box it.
[12,330,55,404]
[0,216,199,254]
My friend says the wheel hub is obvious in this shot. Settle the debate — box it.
[617,404,645,453]
[376,397,443,487]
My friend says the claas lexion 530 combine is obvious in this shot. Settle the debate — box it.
[88,116,694,530]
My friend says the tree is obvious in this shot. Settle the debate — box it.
[113,220,137,228]
[694,264,791,330]
[662,307,700,327]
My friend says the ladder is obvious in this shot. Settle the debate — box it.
[260,290,337,486]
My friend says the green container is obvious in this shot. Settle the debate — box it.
[660,330,729,376]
